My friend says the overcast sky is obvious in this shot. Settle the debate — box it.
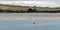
[0,0,60,7]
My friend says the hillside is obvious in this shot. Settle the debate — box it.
[0,4,30,11]
[0,4,60,13]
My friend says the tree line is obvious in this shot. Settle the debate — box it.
[0,8,60,13]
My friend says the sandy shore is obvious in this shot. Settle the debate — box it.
[0,13,60,20]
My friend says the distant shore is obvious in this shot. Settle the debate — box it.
[0,4,60,13]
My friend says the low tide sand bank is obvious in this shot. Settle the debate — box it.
[0,13,60,20]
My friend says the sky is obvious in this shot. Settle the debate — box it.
[0,0,60,7]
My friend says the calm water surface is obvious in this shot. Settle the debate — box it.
[0,20,60,30]
[0,13,60,30]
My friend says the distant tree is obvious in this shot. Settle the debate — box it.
[27,8,33,12]
[33,6,37,12]
[33,6,36,10]
[0,9,3,12]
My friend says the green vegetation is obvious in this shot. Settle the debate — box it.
[0,8,60,13]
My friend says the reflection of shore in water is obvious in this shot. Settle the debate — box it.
[29,13,60,17]
[0,13,60,17]
[0,13,60,20]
